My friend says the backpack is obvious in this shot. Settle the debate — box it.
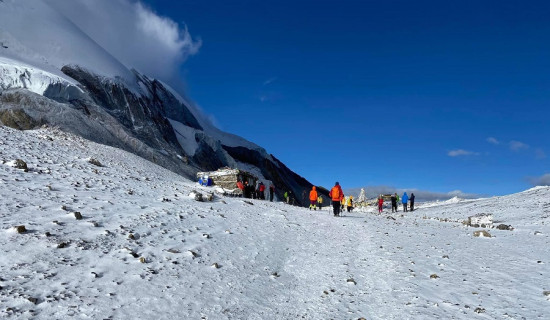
[331,187,340,200]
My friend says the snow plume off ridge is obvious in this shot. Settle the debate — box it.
[0,0,200,85]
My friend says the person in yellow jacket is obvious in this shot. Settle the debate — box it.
[309,186,318,210]
[317,195,323,209]
[347,195,354,213]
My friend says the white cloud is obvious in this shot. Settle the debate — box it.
[448,149,479,157]
[48,0,201,83]
[529,174,550,186]
[509,140,529,152]
[486,137,500,145]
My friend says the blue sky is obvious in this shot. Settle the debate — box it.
[143,0,550,196]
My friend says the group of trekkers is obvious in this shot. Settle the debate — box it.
[241,180,416,216]
[379,192,416,213]
[304,182,416,217]
[237,180,275,201]
[306,186,326,211]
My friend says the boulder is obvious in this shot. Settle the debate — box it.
[194,193,203,202]
[88,158,103,167]
[15,225,26,233]
[14,159,28,172]
[496,224,513,231]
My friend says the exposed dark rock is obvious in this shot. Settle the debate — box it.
[73,212,83,220]
[88,158,103,167]
[496,224,513,231]
[194,193,203,202]
[14,159,28,172]
[3,64,319,202]
[474,307,486,313]
[15,225,26,233]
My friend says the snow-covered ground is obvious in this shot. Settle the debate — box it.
[1,126,549,319]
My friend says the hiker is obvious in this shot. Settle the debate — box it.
[402,192,409,212]
[285,190,295,205]
[269,183,275,202]
[340,197,345,212]
[254,181,261,199]
[259,182,266,200]
[309,186,318,210]
[237,180,245,197]
[243,181,252,198]
[289,191,295,205]
[410,193,415,211]
[317,195,323,209]
[378,195,384,213]
[391,193,398,213]
[329,182,344,217]
[347,196,354,213]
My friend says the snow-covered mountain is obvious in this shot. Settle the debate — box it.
[0,0,315,204]
[1,125,549,319]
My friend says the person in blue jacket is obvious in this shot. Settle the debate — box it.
[402,192,409,212]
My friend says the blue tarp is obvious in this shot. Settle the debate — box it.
[199,177,213,186]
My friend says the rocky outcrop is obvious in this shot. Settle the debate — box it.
[0,64,316,202]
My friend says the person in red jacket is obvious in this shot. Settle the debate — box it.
[378,195,384,213]
[329,182,344,217]
[259,182,266,200]
[309,186,318,210]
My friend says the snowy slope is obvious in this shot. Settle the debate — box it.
[1,127,549,319]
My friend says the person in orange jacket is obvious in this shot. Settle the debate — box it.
[329,182,344,217]
[309,186,318,210]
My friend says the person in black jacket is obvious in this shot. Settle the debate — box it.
[410,193,416,211]
[269,183,275,202]
[391,193,398,213]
